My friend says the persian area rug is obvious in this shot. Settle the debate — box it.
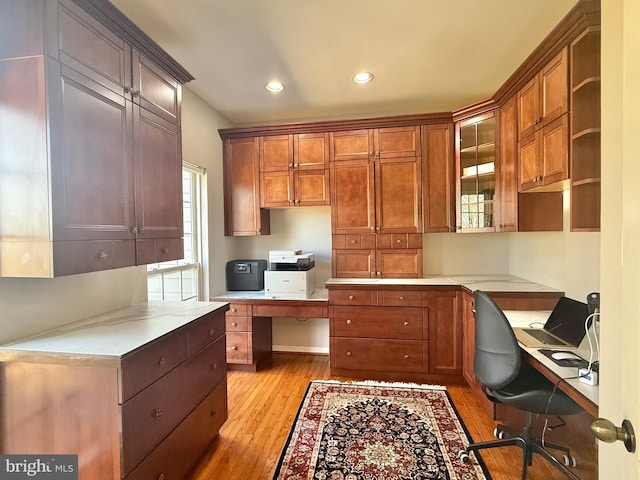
[273,380,490,480]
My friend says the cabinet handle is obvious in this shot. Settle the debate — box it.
[348,295,354,300]
[346,319,352,325]
[131,89,140,97]
[346,351,352,356]
[210,410,217,417]
[158,474,166,480]
[350,239,357,244]
[153,408,163,418]
[210,363,218,370]
[209,328,215,336]
[231,308,237,313]
[403,321,409,326]
[288,163,294,168]
[159,357,166,366]
[161,247,169,254]
[231,321,238,327]
[231,345,238,350]
[124,86,131,94]
[98,251,108,259]
[130,225,138,234]
[370,226,375,231]
[399,295,404,301]
[404,354,410,359]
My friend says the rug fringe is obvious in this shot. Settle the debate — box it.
[311,379,447,391]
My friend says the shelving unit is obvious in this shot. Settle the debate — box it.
[570,26,601,231]
[456,113,497,232]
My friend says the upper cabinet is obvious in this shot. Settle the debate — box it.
[330,126,422,235]
[259,133,330,208]
[517,49,569,191]
[570,26,601,232]
[422,123,455,233]
[0,0,192,277]
[497,96,518,232]
[455,113,497,232]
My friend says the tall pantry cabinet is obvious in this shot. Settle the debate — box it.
[0,0,192,277]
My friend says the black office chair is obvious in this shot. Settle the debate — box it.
[459,290,583,480]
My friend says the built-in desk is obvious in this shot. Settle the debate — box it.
[211,289,329,370]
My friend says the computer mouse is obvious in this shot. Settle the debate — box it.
[551,351,582,361]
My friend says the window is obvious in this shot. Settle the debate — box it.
[147,163,206,301]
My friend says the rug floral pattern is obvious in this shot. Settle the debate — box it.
[273,381,489,480]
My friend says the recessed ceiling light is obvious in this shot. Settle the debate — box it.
[352,72,374,84]
[265,81,285,93]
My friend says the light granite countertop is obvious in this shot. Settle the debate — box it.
[0,301,228,358]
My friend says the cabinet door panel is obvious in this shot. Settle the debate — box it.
[518,134,538,191]
[260,135,293,172]
[376,126,420,158]
[376,249,422,278]
[261,170,293,207]
[331,129,372,161]
[422,123,454,233]
[540,115,569,185]
[330,159,374,234]
[132,51,181,125]
[295,132,329,169]
[332,249,373,278]
[332,305,423,339]
[498,96,518,231]
[133,105,183,243]
[426,291,461,376]
[540,48,568,126]
[297,168,329,206]
[50,63,135,242]
[376,157,421,233]
[517,76,538,140]
[331,338,424,373]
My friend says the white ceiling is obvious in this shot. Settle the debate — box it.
[110,0,578,126]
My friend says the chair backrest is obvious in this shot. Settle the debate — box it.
[473,290,521,390]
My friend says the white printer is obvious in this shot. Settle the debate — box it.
[264,250,315,299]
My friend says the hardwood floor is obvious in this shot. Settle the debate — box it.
[190,353,593,480]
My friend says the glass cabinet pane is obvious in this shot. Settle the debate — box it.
[456,113,496,231]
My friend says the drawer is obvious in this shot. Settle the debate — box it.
[379,290,423,307]
[120,328,188,402]
[136,237,184,265]
[188,308,227,355]
[125,378,227,480]
[227,303,250,316]
[332,305,423,339]
[254,304,327,318]
[226,315,250,332]
[331,337,424,373]
[121,337,226,475]
[332,234,376,250]
[226,332,250,363]
[330,289,375,306]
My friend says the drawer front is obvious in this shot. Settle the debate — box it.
[227,303,250,317]
[135,238,184,265]
[332,306,423,339]
[254,304,327,318]
[120,329,188,401]
[226,315,250,332]
[226,332,250,363]
[331,337,424,373]
[121,337,226,475]
[330,289,375,306]
[125,378,227,480]
[188,308,226,355]
[379,290,423,307]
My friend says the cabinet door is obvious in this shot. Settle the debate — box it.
[376,126,420,158]
[295,132,328,170]
[133,104,183,247]
[224,137,270,236]
[261,170,293,207]
[540,48,568,127]
[426,290,461,376]
[517,76,539,140]
[330,158,375,234]
[296,168,330,206]
[540,114,569,186]
[422,123,454,233]
[375,156,422,233]
[332,249,374,278]
[331,129,372,161]
[49,62,136,244]
[260,135,293,172]
[518,133,539,191]
[376,249,422,278]
[461,291,476,387]
[132,50,181,126]
[497,96,518,231]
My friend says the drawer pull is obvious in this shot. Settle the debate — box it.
[403,321,409,326]
[404,354,410,359]
[231,308,237,313]
[161,247,169,254]
[396,239,402,244]
[209,328,215,336]
[348,295,354,300]
[210,410,217,417]
[399,295,404,301]
[231,322,238,327]
[98,251,108,259]
[158,474,166,480]
[231,345,238,351]
[346,319,352,325]
[159,357,166,366]
[346,351,352,356]
[210,363,218,370]
[153,408,163,418]
[350,239,356,244]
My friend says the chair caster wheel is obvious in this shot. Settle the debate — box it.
[493,427,506,439]
[562,454,577,467]
[458,450,471,464]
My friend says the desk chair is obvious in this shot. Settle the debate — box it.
[460,290,583,480]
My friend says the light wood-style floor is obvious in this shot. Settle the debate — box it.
[190,354,590,480]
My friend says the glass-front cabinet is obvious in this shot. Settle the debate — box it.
[455,112,497,232]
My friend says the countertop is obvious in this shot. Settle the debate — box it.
[324,274,562,294]
[0,301,228,359]
[213,288,329,301]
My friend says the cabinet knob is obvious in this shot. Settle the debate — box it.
[396,239,402,244]
[403,321,409,326]
[346,351,352,356]
[404,354,410,360]
[231,321,238,327]
[231,345,238,351]
[350,239,357,244]
[98,251,108,259]
[161,247,169,254]
[288,163,294,168]
[153,408,163,418]
[209,328,215,336]
[130,225,138,234]
[370,226,375,231]
[348,295,354,300]
[158,474,166,480]
[210,363,218,370]
[231,308,237,313]
[159,357,166,366]
[210,410,217,417]
[139,226,145,233]
[399,295,404,301]
[346,319,352,325]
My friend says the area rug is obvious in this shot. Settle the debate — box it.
[273,380,490,480]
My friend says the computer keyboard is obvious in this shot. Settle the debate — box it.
[525,328,562,345]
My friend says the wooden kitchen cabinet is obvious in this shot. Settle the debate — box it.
[223,137,271,236]
[517,48,569,192]
[0,302,228,480]
[260,132,330,207]
[0,0,191,277]
[225,303,272,371]
[425,289,461,376]
[497,96,518,232]
[422,123,455,233]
